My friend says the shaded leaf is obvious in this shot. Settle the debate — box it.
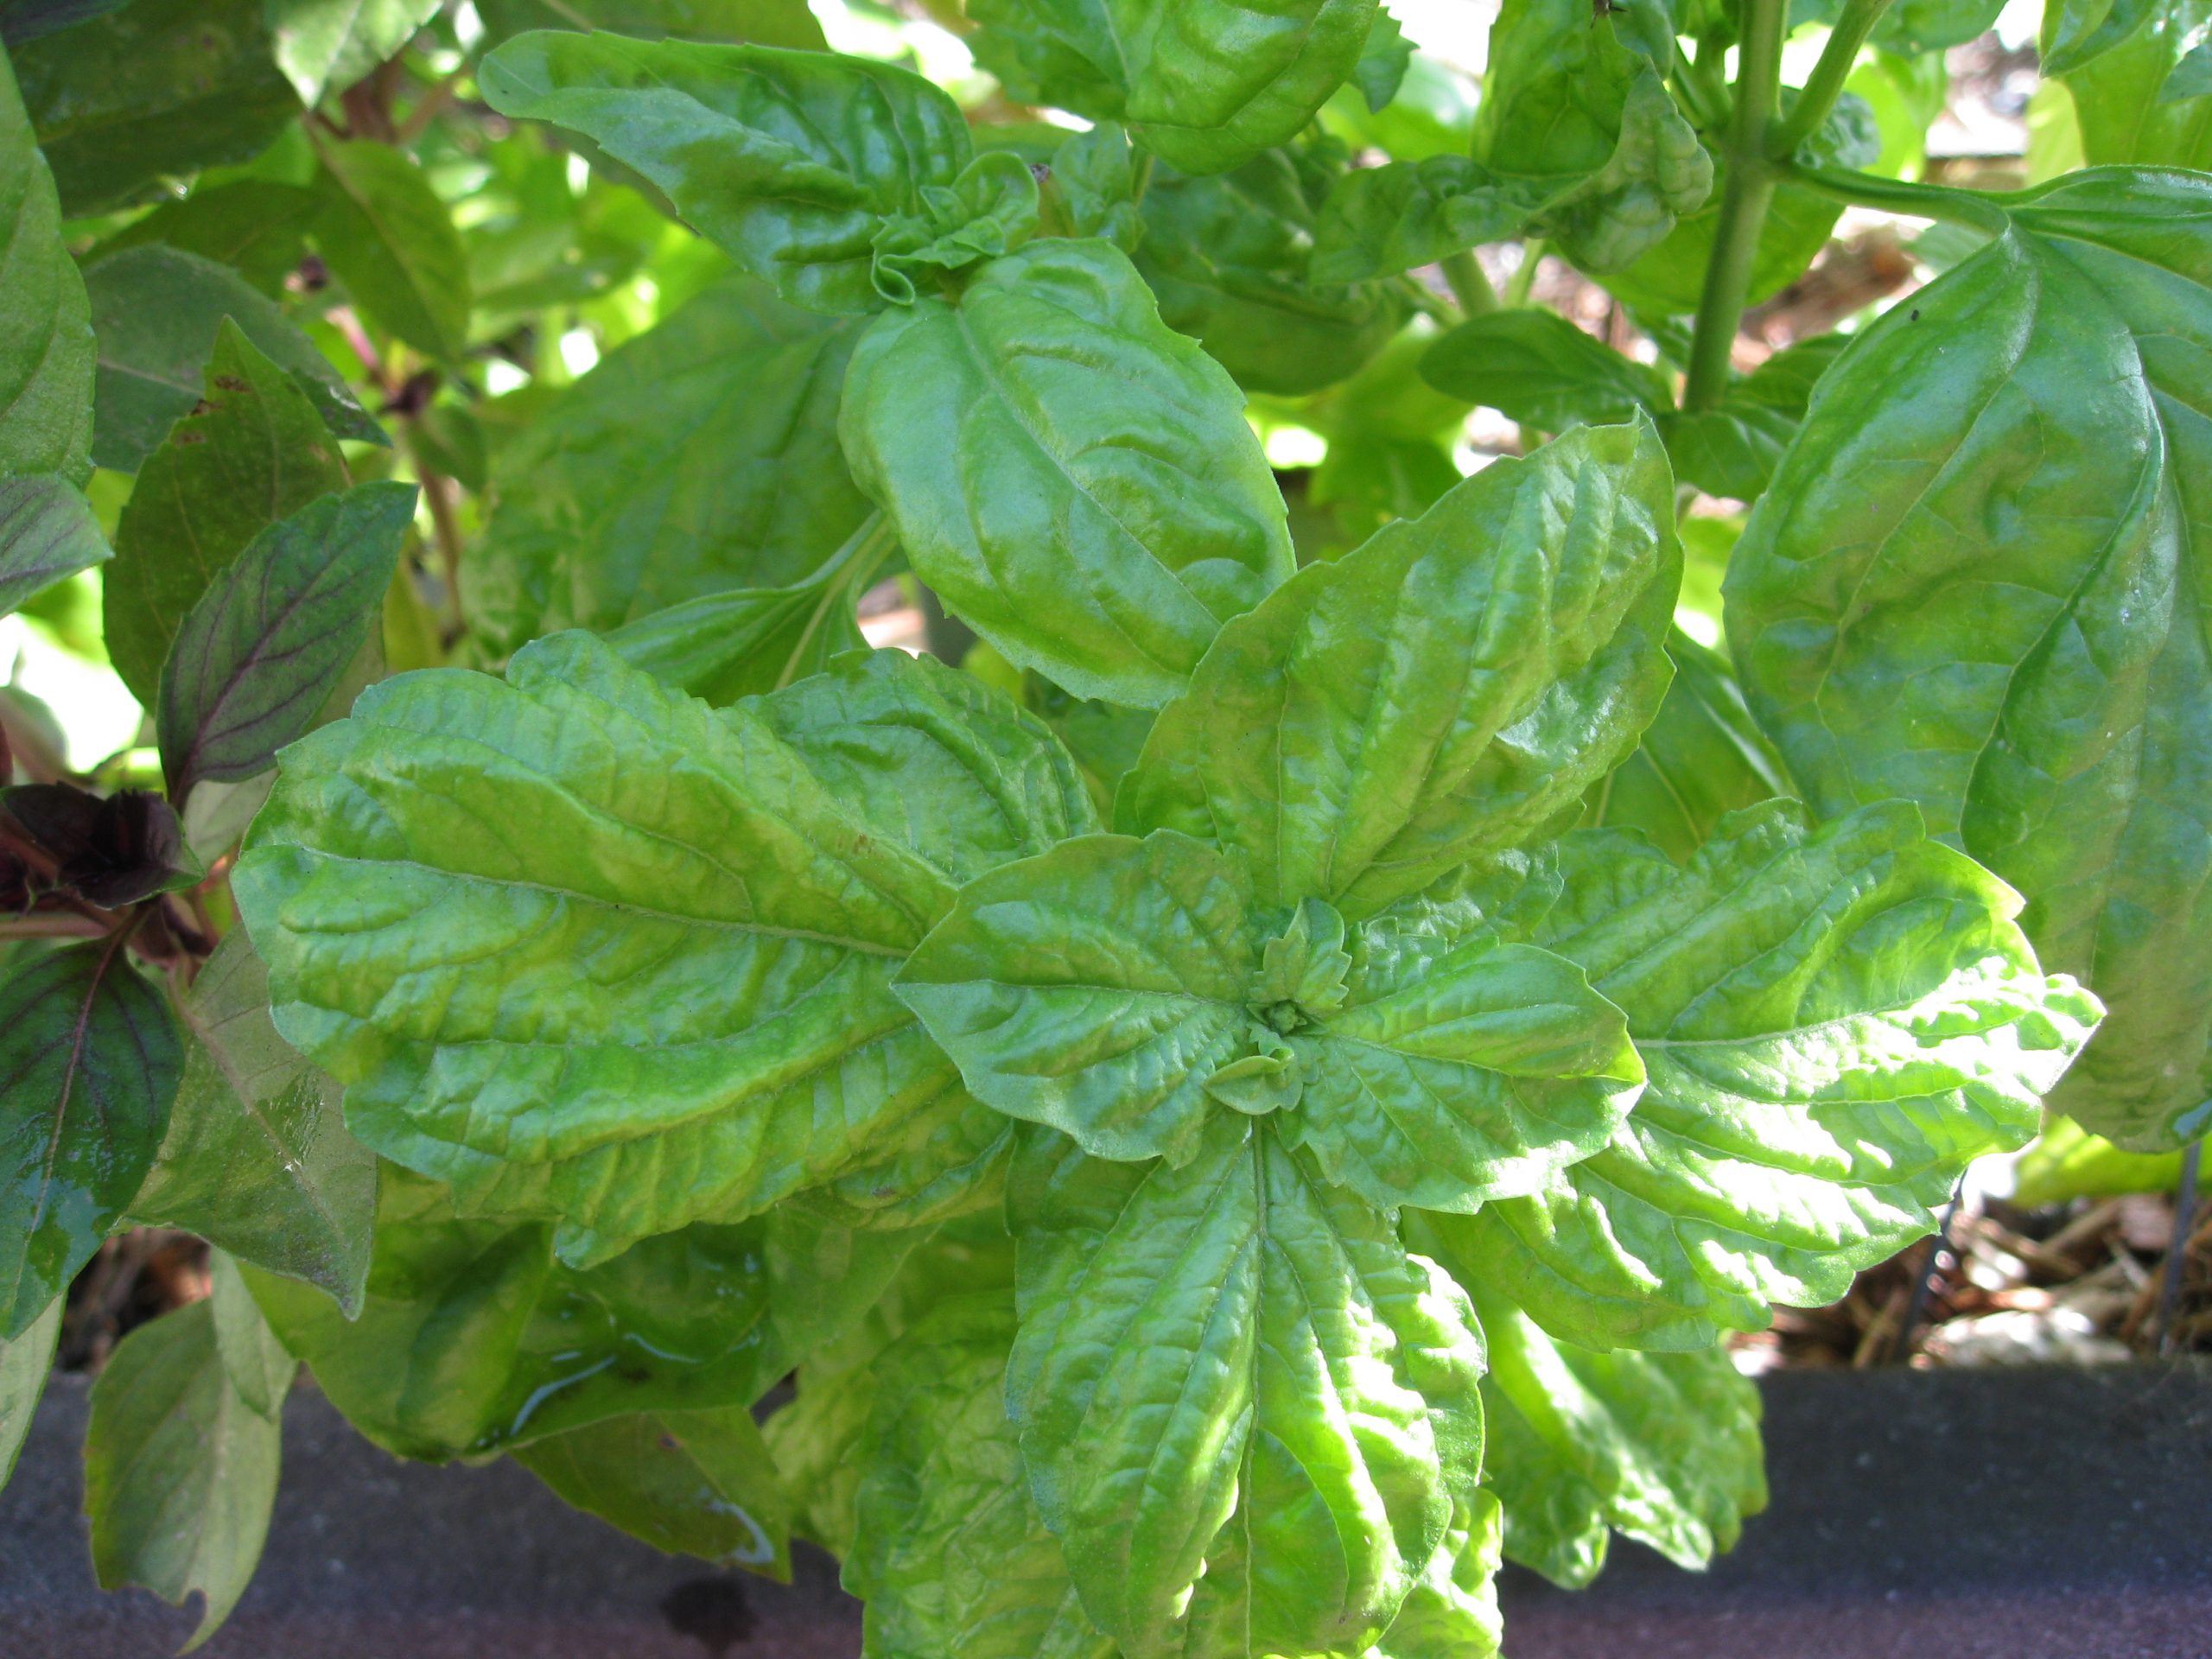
[0,783,194,907]
[474,0,828,48]
[0,44,92,482]
[312,137,472,361]
[89,181,317,298]
[1658,334,1848,502]
[2047,0,2212,166]
[0,474,105,618]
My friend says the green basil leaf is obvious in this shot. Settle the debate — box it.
[1431,800,2102,1350]
[157,480,415,802]
[0,938,182,1339]
[846,1292,1112,1659]
[1419,309,1673,432]
[0,1292,60,1491]
[1456,1276,1764,1588]
[1726,168,2212,1151]
[269,0,442,105]
[1580,630,1792,863]
[1133,140,1406,397]
[127,930,376,1315]
[250,1164,919,1459]
[0,44,91,484]
[1471,3,1712,272]
[479,32,988,315]
[0,474,105,619]
[1122,416,1679,918]
[85,1258,295,1651]
[82,245,383,474]
[871,149,1042,305]
[1363,1493,1503,1659]
[840,238,1294,709]
[475,0,830,48]
[467,278,871,652]
[1319,48,1479,164]
[311,137,472,362]
[1310,156,1547,286]
[1351,4,1412,111]
[10,0,298,216]
[89,181,319,299]
[1794,0,2005,55]
[105,319,349,708]
[1039,119,1141,249]
[968,0,1380,175]
[1657,333,1848,502]
[2164,39,2212,101]
[234,636,1093,1254]
[2047,0,2212,166]
[512,1405,793,1574]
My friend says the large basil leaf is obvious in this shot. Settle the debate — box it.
[840,238,1294,709]
[1132,140,1405,397]
[1005,1117,1486,1659]
[233,636,1095,1256]
[479,32,1033,314]
[127,930,376,1315]
[10,0,298,216]
[0,937,183,1338]
[312,137,472,363]
[0,43,91,484]
[1122,416,1679,918]
[104,321,349,709]
[467,279,871,653]
[2048,0,2212,168]
[250,1163,916,1460]
[269,0,442,105]
[1454,1276,1764,1588]
[1581,631,1792,863]
[845,1292,1112,1659]
[84,1256,294,1650]
[82,245,382,473]
[1726,169,2212,1152]
[967,0,1379,176]
[1429,800,2101,1350]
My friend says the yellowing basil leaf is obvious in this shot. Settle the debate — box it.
[105,320,349,708]
[0,938,182,1339]
[127,930,376,1315]
[1122,416,1679,919]
[0,45,92,483]
[1005,1117,1484,1659]
[845,1292,1112,1659]
[1433,800,2101,1350]
[467,280,872,654]
[84,1260,294,1651]
[1726,168,2212,1151]
[968,0,1380,176]
[233,636,1095,1253]
[840,239,1293,709]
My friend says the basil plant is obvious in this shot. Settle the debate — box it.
[2,0,2199,1651]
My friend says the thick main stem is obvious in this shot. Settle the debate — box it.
[1440,250,1500,316]
[1769,0,1898,159]
[1682,0,1788,410]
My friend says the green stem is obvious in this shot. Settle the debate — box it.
[1785,162,2014,233]
[1768,0,1897,160]
[1130,149,1156,208]
[1440,249,1499,315]
[1682,0,1788,411]
[1503,238,1546,308]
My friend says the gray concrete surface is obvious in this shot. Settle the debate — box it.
[3,1361,2209,1656]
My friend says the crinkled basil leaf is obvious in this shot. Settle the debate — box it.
[840,238,1294,709]
[1452,1273,1765,1588]
[1122,416,1679,919]
[1726,168,2212,1151]
[479,32,1027,314]
[845,1292,1112,1659]
[1657,333,1848,502]
[105,320,349,709]
[0,44,92,484]
[1431,800,2102,1350]
[234,636,1095,1254]
[127,930,376,1316]
[1005,1116,1485,1659]
[513,1404,794,1575]
[0,938,182,1338]
[967,0,1380,176]
[466,278,873,654]
[1581,630,1792,863]
[84,1257,294,1652]
[1419,308,1672,433]
[1133,138,1406,397]
[1309,155,1545,286]
[871,149,1042,305]
[10,0,297,216]
[1363,1492,1503,1659]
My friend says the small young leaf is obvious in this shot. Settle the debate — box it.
[0,1292,60,1491]
[105,319,349,708]
[1122,416,1679,918]
[157,480,415,802]
[82,245,382,474]
[0,45,93,483]
[0,936,182,1339]
[84,1262,294,1650]
[1657,334,1849,502]
[311,137,473,362]
[840,238,1294,709]
[269,0,442,105]
[1420,309,1672,433]
[512,1406,793,1575]
[1351,5,1412,112]
[128,930,376,1315]
[0,474,106,618]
